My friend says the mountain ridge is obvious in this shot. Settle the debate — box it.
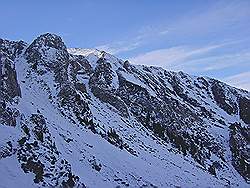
[0,33,249,188]
[68,47,249,93]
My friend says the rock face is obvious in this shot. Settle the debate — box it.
[25,33,69,84]
[0,39,24,126]
[239,97,250,124]
[229,122,249,182]
[89,57,129,117]
[0,33,249,188]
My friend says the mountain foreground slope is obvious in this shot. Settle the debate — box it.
[0,33,249,188]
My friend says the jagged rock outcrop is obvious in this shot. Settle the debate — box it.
[239,97,250,124]
[229,122,250,182]
[0,39,27,60]
[211,80,238,115]
[89,57,129,117]
[0,41,22,126]
[25,33,69,83]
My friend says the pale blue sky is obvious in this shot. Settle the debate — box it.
[1,0,250,90]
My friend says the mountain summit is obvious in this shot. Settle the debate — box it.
[0,33,249,188]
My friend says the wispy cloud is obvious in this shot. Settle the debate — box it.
[168,1,250,37]
[96,1,250,56]
[95,26,170,55]
[95,41,140,55]
[128,43,227,68]
[223,71,250,91]
[182,52,250,73]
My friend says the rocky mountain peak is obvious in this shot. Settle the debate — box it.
[28,33,67,51]
[24,33,69,82]
[0,38,27,60]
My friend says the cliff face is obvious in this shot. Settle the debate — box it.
[0,34,249,188]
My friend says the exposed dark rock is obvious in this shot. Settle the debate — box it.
[21,157,45,183]
[25,33,69,84]
[239,97,250,124]
[0,53,21,100]
[0,52,21,126]
[89,58,129,117]
[0,38,27,60]
[211,80,237,115]
[30,114,47,142]
[229,122,250,182]
[107,128,123,149]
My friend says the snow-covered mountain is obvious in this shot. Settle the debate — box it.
[0,33,249,188]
